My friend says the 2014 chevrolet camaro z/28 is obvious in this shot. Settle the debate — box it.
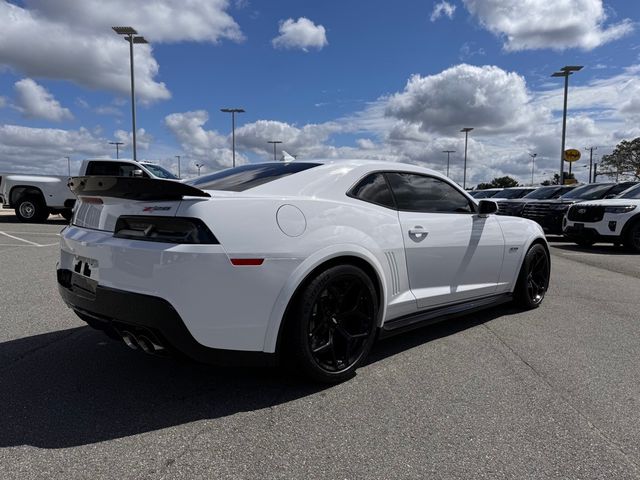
[57,160,550,382]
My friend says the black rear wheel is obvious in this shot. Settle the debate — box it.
[286,264,378,383]
[514,243,550,309]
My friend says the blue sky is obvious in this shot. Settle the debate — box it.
[0,0,639,185]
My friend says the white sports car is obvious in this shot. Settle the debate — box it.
[58,160,550,382]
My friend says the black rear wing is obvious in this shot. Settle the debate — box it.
[68,177,210,201]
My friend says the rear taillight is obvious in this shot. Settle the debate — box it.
[114,216,218,244]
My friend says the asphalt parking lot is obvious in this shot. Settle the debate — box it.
[1,212,640,479]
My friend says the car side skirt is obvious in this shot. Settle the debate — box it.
[379,293,513,339]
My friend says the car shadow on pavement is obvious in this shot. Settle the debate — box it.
[0,306,516,449]
[0,215,68,225]
[368,304,516,365]
[551,243,631,255]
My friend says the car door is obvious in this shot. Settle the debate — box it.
[385,172,505,310]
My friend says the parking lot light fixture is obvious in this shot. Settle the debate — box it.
[112,26,148,162]
[460,128,473,189]
[109,141,124,159]
[551,65,583,186]
[195,162,205,176]
[268,140,283,161]
[442,150,455,178]
[221,108,245,168]
[529,153,537,186]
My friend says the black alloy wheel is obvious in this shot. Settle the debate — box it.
[287,264,378,383]
[515,243,550,309]
[626,222,640,253]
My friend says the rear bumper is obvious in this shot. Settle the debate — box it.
[58,226,301,353]
[57,268,276,366]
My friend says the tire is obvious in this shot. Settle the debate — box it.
[624,222,640,253]
[514,243,550,310]
[14,196,48,223]
[60,209,73,222]
[285,264,379,383]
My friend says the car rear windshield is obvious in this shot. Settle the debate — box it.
[620,184,640,199]
[472,190,501,198]
[561,183,613,200]
[496,188,534,199]
[187,162,321,192]
[522,187,557,199]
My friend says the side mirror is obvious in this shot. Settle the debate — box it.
[132,169,144,178]
[478,200,498,216]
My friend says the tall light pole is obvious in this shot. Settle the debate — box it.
[175,155,181,178]
[268,140,282,161]
[109,141,124,159]
[551,65,583,186]
[195,162,204,176]
[65,156,71,176]
[220,108,245,168]
[460,128,473,189]
[585,146,597,183]
[112,26,148,162]
[529,153,537,186]
[442,150,455,178]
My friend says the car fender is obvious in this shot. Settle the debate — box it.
[496,216,548,291]
[262,242,389,353]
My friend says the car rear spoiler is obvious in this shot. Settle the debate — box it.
[67,176,211,201]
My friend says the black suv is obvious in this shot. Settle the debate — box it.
[521,182,638,234]
[496,185,575,217]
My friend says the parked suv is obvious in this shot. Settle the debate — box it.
[521,182,638,234]
[564,183,640,251]
[496,185,575,217]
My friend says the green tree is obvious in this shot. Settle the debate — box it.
[600,137,640,180]
[476,176,520,189]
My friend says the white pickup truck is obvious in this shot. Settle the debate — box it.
[0,159,178,222]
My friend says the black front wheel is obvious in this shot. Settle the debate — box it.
[286,264,378,383]
[15,196,48,223]
[514,243,550,309]
[624,222,640,253]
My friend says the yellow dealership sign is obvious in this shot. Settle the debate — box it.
[564,149,581,162]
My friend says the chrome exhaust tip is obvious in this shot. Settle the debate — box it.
[137,335,166,354]
[121,331,138,350]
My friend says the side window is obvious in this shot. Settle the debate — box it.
[609,182,637,196]
[85,161,148,177]
[350,173,396,209]
[386,172,474,213]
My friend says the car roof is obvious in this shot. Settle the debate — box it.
[220,159,463,198]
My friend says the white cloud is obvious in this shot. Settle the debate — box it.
[13,78,73,121]
[114,128,153,151]
[385,64,546,135]
[0,0,243,103]
[165,62,640,186]
[430,1,456,22]
[0,124,106,174]
[272,17,328,51]
[235,120,340,155]
[0,96,6,108]
[164,110,241,170]
[463,0,634,51]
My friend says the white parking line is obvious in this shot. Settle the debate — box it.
[0,231,61,236]
[0,231,58,247]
